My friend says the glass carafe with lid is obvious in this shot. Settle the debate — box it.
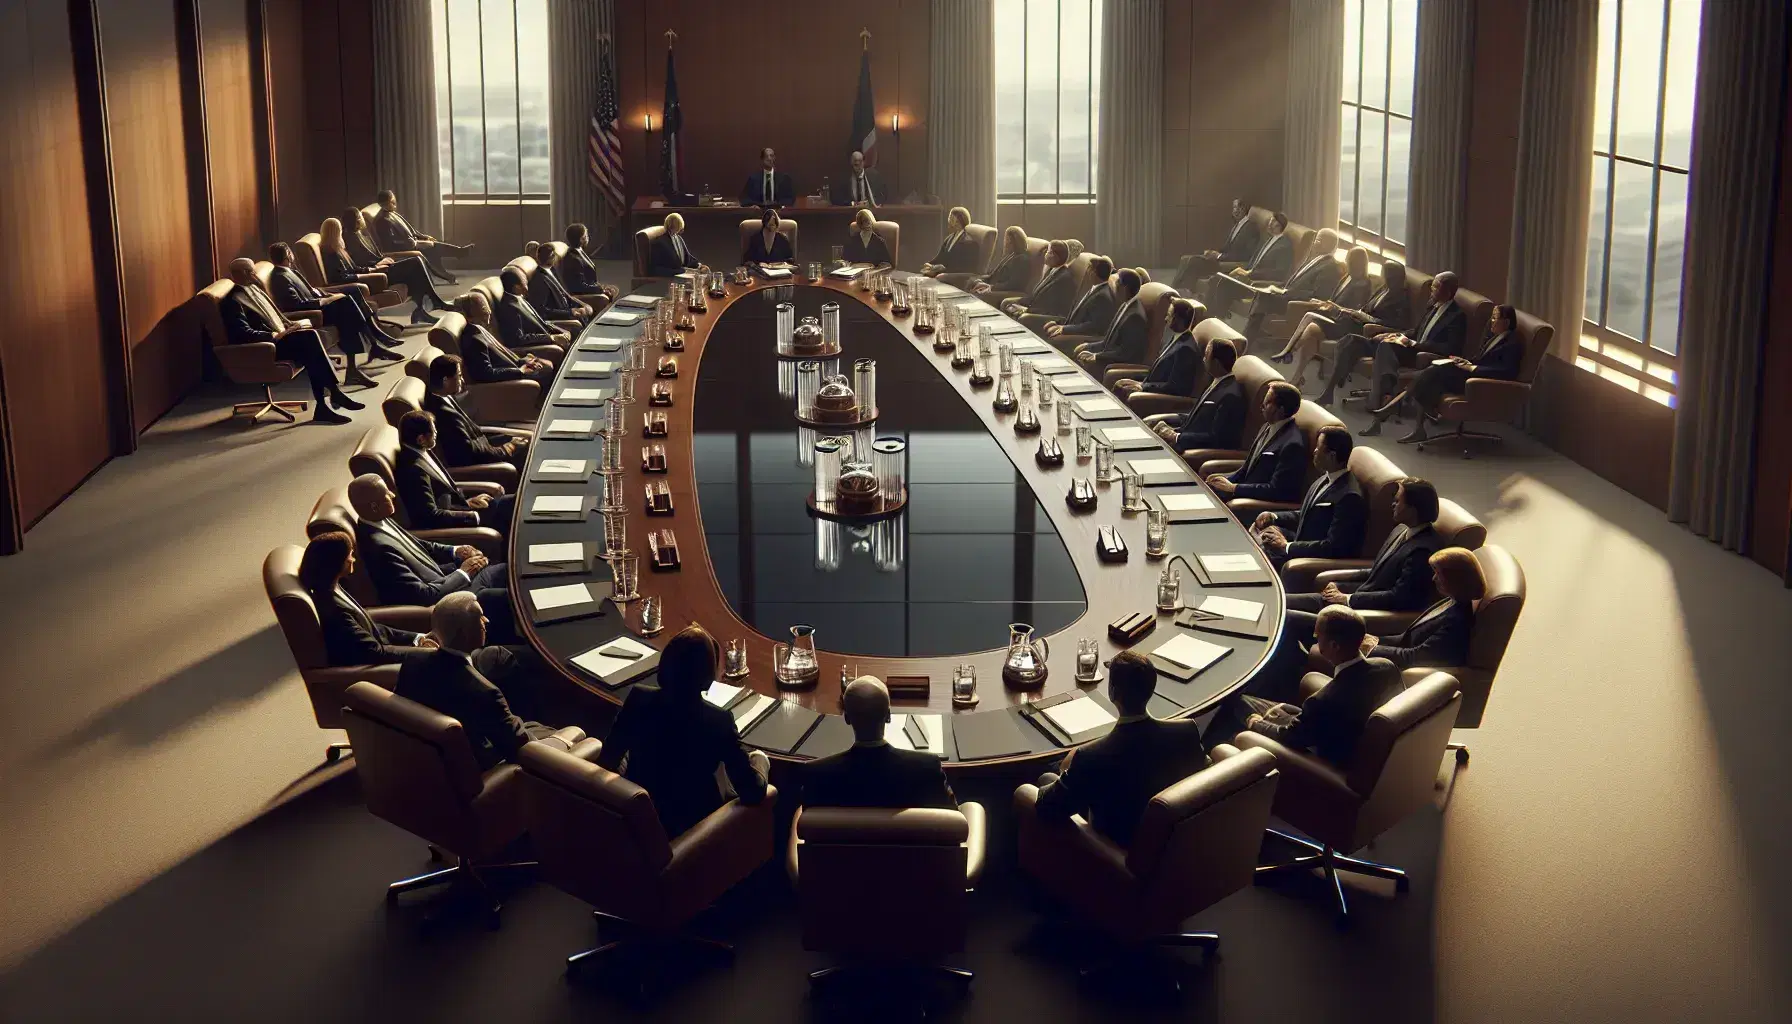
[1001,622,1050,689]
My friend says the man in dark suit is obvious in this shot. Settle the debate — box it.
[1372,304,1525,443]
[1173,197,1262,293]
[454,294,554,385]
[831,149,885,207]
[1041,256,1117,350]
[1205,210,1294,317]
[372,189,474,284]
[739,146,796,207]
[495,266,572,351]
[1250,426,1367,568]
[1114,298,1201,399]
[560,224,619,305]
[1246,606,1401,766]
[349,474,517,644]
[1343,271,1469,427]
[397,593,575,769]
[801,677,957,809]
[921,206,981,277]
[423,355,529,472]
[1288,477,1444,616]
[395,410,514,536]
[648,213,703,277]
[1002,240,1075,320]
[597,625,770,838]
[265,243,397,387]
[1152,338,1247,452]
[1032,651,1209,847]
[528,246,595,324]
[219,258,362,424]
[1074,268,1148,372]
[1241,228,1342,338]
[1208,381,1306,503]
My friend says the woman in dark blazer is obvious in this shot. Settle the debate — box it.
[842,207,893,266]
[1282,258,1417,389]
[595,624,770,838]
[298,530,430,667]
[742,207,795,265]
[323,211,446,324]
[1369,546,1482,669]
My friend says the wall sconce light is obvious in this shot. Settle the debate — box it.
[644,113,655,133]
[891,112,901,136]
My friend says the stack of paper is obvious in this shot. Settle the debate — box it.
[556,388,608,404]
[1199,553,1260,574]
[702,680,744,708]
[529,494,588,520]
[527,541,586,567]
[730,693,776,730]
[828,265,863,279]
[1160,492,1217,511]
[578,337,624,352]
[534,458,590,477]
[1041,697,1117,744]
[616,294,659,308]
[1150,633,1230,675]
[757,266,793,279]
[567,360,617,378]
[1075,396,1125,415]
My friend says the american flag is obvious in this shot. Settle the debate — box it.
[587,42,624,217]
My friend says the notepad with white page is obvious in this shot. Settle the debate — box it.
[1200,594,1265,622]
[531,581,597,611]
[1128,457,1186,476]
[731,693,776,730]
[757,266,793,279]
[616,294,659,308]
[558,387,608,402]
[1161,492,1217,511]
[885,714,945,756]
[544,418,595,436]
[1200,553,1260,573]
[1105,426,1155,443]
[568,360,617,376]
[569,635,656,682]
[530,494,585,515]
[528,542,585,565]
[828,265,863,279]
[596,309,645,325]
[1076,397,1124,414]
[1149,633,1230,675]
[1041,697,1117,744]
[703,681,744,708]
[537,458,589,475]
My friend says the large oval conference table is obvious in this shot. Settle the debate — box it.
[508,271,1285,771]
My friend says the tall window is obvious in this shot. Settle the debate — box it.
[1339,0,1417,257]
[432,0,551,204]
[1580,0,1699,403]
[993,0,1103,203]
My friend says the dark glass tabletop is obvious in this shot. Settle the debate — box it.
[692,288,1086,657]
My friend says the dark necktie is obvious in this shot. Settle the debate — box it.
[764,172,773,201]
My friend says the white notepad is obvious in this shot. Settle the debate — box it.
[544,418,595,436]
[570,360,616,375]
[558,387,607,401]
[597,309,645,325]
[1042,697,1117,741]
[617,293,659,307]
[1160,492,1217,511]
[1076,397,1124,414]
[702,681,743,708]
[757,266,793,279]
[885,714,945,755]
[530,494,585,515]
[1027,355,1074,371]
[828,265,863,279]
[1200,553,1260,573]
[537,458,589,475]
[1105,426,1155,442]
[570,635,655,678]
[1151,633,1230,673]
[527,542,585,565]
[1129,457,1185,476]
[1201,594,1265,622]
[731,693,776,730]
[531,581,597,611]
[579,338,624,351]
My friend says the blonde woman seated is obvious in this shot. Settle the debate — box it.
[969,226,1031,296]
[1274,257,1414,390]
[842,208,892,266]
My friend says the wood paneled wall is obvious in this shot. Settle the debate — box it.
[199,0,266,267]
[614,2,931,208]
[1161,0,1292,264]
[0,0,115,543]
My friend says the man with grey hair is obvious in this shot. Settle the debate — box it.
[218,257,362,423]
[394,592,571,769]
[799,676,956,808]
[346,473,516,642]
[831,149,884,207]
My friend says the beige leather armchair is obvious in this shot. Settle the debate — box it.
[1236,671,1462,922]
[871,219,902,269]
[349,425,508,529]
[516,740,777,987]
[788,803,987,990]
[1215,399,1347,513]
[342,681,596,926]
[191,279,310,423]
[1297,499,1489,630]
[936,222,998,290]
[401,344,540,428]
[1095,282,1180,389]
[1015,747,1278,975]
[736,216,800,264]
[1420,311,1553,457]
[1123,307,1222,417]
[294,231,408,320]
[981,234,1049,305]
[633,225,665,281]
[1177,354,1283,469]
[263,545,430,760]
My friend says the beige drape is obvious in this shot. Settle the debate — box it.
[1405,0,1475,274]
[370,0,443,237]
[1282,0,1344,232]
[1094,0,1163,268]
[549,0,617,246]
[928,0,995,227]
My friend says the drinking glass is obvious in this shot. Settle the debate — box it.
[1146,508,1169,557]
[1095,440,1115,481]
[1075,638,1101,682]
[602,508,628,558]
[609,553,640,602]
[724,639,751,677]
[1075,424,1093,459]
[639,595,663,636]
[1056,387,1073,432]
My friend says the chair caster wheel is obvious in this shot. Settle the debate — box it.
[1455,747,1470,764]
[1415,443,1427,452]
[1395,875,1410,893]
[325,746,345,764]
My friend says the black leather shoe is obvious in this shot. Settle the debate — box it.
[1358,420,1383,438]
[313,406,351,425]
[410,305,440,325]
[343,370,379,389]
[330,391,365,411]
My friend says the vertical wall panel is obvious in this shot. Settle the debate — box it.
[0,0,114,532]
[199,0,265,268]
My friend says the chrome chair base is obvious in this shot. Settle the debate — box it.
[1255,828,1408,923]
[385,857,536,930]
[564,912,737,1003]
[1415,424,1506,459]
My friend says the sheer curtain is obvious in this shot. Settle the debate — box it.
[1405,0,1475,273]
[929,0,995,225]
[1094,0,1162,268]
[1668,0,1789,549]
[1282,0,1344,232]
[371,0,444,236]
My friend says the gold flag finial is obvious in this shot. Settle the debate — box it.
[861,28,871,51]
[665,29,678,48]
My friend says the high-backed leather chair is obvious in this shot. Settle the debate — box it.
[538,239,613,305]
[981,234,1050,305]
[293,231,408,318]
[1238,671,1462,921]
[788,804,987,988]
[349,426,507,532]
[936,222,999,289]
[401,344,539,430]
[871,219,901,268]
[342,682,596,923]
[263,545,429,760]
[190,279,311,423]
[1213,398,1347,512]
[1177,353,1284,467]
[1122,302,1218,416]
[1421,312,1553,456]
[633,225,666,280]
[515,739,779,985]
[1014,747,1278,965]
[737,216,799,264]
[305,485,429,613]
[1264,445,1406,583]
[1093,281,1180,385]
[470,275,505,312]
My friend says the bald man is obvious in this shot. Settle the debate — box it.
[346,473,518,642]
[799,677,956,808]
[831,150,885,207]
